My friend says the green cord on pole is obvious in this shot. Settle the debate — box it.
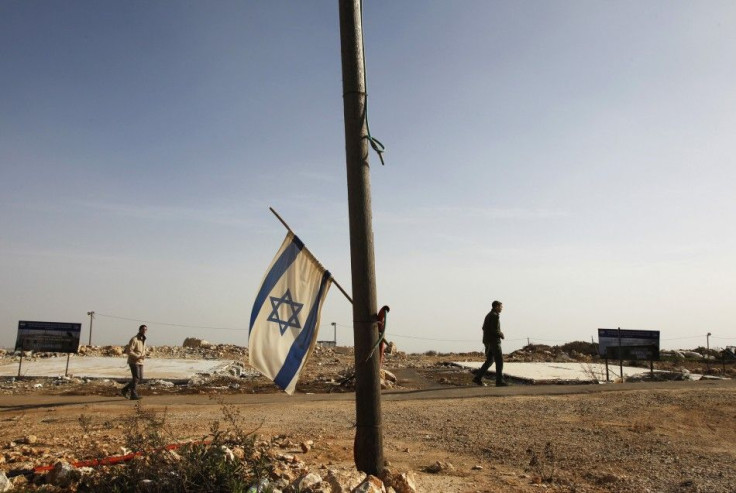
[359,0,386,166]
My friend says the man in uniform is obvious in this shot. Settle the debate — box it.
[473,301,508,387]
[121,325,147,400]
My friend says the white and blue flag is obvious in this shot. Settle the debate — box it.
[249,232,332,394]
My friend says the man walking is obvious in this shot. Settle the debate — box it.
[473,301,508,387]
[121,325,147,400]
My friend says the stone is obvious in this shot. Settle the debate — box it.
[220,446,235,461]
[353,475,386,493]
[46,461,79,488]
[295,472,322,491]
[0,472,11,492]
[380,468,416,493]
[325,469,364,492]
[380,369,397,383]
[10,475,26,488]
[426,461,454,473]
[183,338,210,348]
[138,479,155,491]
[246,478,270,493]
[21,436,37,445]
[232,446,246,460]
[150,379,174,388]
[300,440,314,453]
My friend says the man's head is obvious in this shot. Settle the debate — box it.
[492,301,503,313]
[138,325,147,334]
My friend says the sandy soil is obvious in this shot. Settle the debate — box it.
[1,345,734,492]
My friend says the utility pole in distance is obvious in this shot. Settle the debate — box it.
[86,311,95,346]
[332,322,337,345]
[338,0,384,476]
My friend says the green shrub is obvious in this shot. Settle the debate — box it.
[76,401,272,492]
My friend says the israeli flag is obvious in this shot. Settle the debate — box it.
[249,232,332,394]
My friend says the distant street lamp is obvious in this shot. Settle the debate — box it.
[332,322,337,346]
[706,332,712,371]
[87,311,95,346]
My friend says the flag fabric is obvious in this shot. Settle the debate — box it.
[249,232,332,394]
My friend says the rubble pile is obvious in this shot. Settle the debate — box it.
[1,432,419,492]
[507,343,597,363]
[79,341,250,361]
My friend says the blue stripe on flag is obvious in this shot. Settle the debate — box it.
[274,269,331,390]
[248,235,304,334]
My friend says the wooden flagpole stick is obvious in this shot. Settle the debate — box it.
[269,207,354,305]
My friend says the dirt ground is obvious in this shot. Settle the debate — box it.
[1,344,734,492]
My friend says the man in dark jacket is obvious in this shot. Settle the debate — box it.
[473,301,508,387]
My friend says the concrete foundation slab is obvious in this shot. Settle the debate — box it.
[455,361,665,383]
[0,356,235,380]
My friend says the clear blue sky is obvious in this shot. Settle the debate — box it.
[2,1,734,353]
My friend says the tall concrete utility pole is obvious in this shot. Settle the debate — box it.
[338,0,384,475]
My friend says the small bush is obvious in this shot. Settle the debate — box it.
[527,441,556,483]
[78,414,93,434]
[76,401,272,492]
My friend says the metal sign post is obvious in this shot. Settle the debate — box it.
[618,328,624,383]
[15,321,82,378]
[598,328,661,382]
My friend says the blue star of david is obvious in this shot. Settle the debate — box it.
[267,289,304,335]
